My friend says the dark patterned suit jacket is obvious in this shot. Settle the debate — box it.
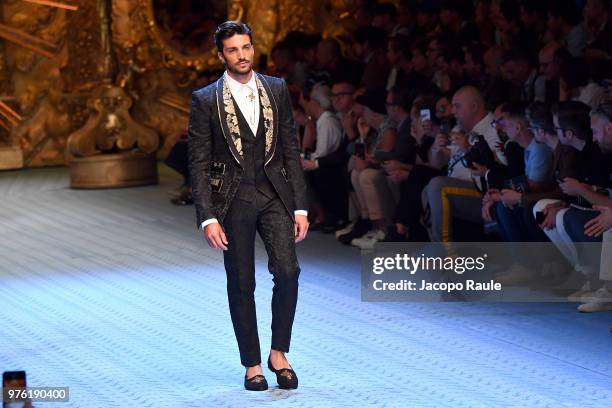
[187,72,308,228]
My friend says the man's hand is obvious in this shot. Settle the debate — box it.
[204,222,228,250]
[482,199,496,222]
[470,162,488,177]
[500,189,522,208]
[301,158,317,171]
[386,168,410,183]
[353,155,369,171]
[422,120,433,136]
[584,205,612,237]
[294,214,309,243]
[381,159,412,173]
[483,188,501,203]
[559,177,587,196]
[357,117,370,139]
[432,133,450,152]
[540,202,565,230]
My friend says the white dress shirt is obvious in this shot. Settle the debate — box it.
[225,71,260,135]
[311,111,343,161]
[471,112,508,166]
[200,71,307,230]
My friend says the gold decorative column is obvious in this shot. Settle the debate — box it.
[67,0,158,188]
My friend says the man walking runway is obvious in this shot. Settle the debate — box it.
[187,21,309,391]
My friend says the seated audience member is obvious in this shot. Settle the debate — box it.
[438,0,480,47]
[325,81,362,234]
[316,37,364,88]
[560,57,606,109]
[382,91,441,242]
[533,101,611,296]
[385,35,411,91]
[342,89,398,248]
[372,2,399,34]
[521,101,580,209]
[558,103,612,311]
[583,0,612,58]
[535,42,562,103]
[432,42,468,93]
[518,0,549,45]
[500,48,542,103]
[547,0,588,57]
[300,82,345,229]
[487,102,554,244]
[435,93,455,127]
[422,86,506,242]
[409,39,435,81]
[271,40,309,89]
[463,43,488,90]
[352,26,390,91]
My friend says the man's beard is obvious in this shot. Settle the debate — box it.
[226,59,252,75]
[600,141,612,154]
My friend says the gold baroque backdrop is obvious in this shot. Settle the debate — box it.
[0,0,356,169]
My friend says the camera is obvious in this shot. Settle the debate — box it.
[460,132,496,169]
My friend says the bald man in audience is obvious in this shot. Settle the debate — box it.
[422,86,507,242]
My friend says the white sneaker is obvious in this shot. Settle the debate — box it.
[335,220,357,239]
[350,229,385,249]
[567,281,595,303]
[580,286,612,304]
[577,302,612,313]
[493,264,533,285]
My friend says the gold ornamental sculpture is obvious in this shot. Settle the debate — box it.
[0,0,352,178]
[67,0,159,188]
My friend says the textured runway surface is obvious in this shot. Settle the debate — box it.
[0,165,611,408]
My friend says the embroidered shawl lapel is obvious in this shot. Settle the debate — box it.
[215,72,278,167]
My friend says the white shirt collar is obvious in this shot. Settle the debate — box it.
[225,70,257,95]
[472,112,494,135]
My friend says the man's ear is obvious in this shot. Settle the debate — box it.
[217,51,225,64]
[537,128,546,139]
[605,122,612,136]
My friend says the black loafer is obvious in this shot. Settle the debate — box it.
[267,356,298,389]
[244,374,268,391]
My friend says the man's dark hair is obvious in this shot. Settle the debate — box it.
[560,57,590,91]
[353,26,388,50]
[373,2,397,19]
[389,86,415,112]
[500,0,521,23]
[503,48,534,67]
[464,43,486,67]
[438,42,465,65]
[440,0,474,20]
[214,21,253,52]
[526,102,555,134]
[501,101,527,122]
[271,40,296,60]
[548,0,580,26]
[519,0,548,19]
[553,47,572,67]
[553,101,593,141]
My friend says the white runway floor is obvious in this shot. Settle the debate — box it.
[0,165,611,407]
